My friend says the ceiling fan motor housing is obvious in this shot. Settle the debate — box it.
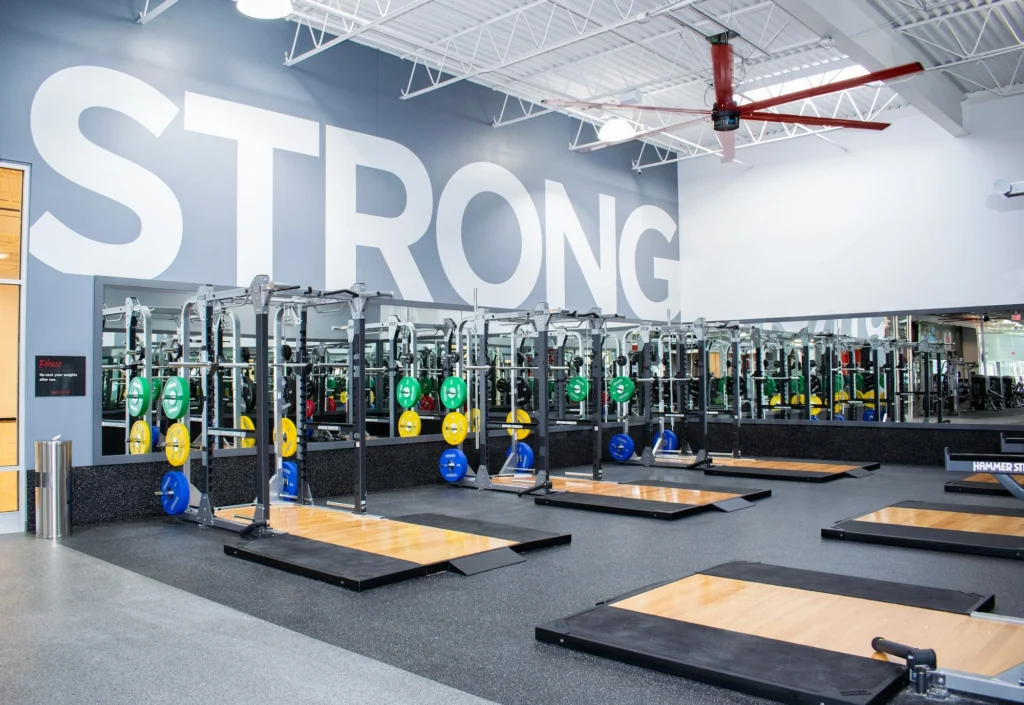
[712,109,740,131]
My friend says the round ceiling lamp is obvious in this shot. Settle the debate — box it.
[598,118,635,143]
[237,0,293,20]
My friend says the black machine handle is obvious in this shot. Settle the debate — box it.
[871,637,937,670]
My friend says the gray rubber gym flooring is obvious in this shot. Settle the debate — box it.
[53,463,1024,705]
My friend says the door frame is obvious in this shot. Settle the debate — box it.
[0,160,30,534]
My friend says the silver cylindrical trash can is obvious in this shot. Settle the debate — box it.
[35,439,72,539]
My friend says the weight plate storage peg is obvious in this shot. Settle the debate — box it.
[159,470,191,515]
[505,408,532,440]
[126,377,151,417]
[608,434,635,462]
[439,448,469,483]
[609,376,635,403]
[398,410,422,438]
[653,429,679,451]
[442,411,468,445]
[129,420,152,455]
[395,376,422,409]
[276,418,298,457]
[164,423,191,467]
[506,441,534,470]
[239,415,256,448]
[566,376,590,403]
[161,376,190,420]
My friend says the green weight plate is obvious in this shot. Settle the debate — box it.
[548,380,555,395]
[419,377,434,395]
[764,377,777,396]
[854,373,864,392]
[833,373,845,391]
[161,376,190,420]
[127,377,151,417]
[609,376,635,403]
[716,377,725,392]
[566,376,590,403]
[792,375,805,394]
[439,376,467,410]
[150,378,163,405]
[395,376,422,409]
[325,377,339,391]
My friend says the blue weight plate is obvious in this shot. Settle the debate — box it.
[281,460,299,501]
[834,414,845,421]
[151,425,160,443]
[439,448,468,483]
[608,434,634,462]
[160,470,190,516]
[863,410,875,422]
[506,441,534,470]
[653,430,678,451]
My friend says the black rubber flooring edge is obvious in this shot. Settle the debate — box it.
[701,561,993,614]
[536,604,906,705]
[943,479,1016,496]
[532,492,705,519]
[822,522,1024,561]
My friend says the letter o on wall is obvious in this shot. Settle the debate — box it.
[436,162,542,308]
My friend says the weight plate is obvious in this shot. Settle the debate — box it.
[438,448,468,483]
[439,376,467,410]
[325,377,339,391]
[792,375,806,394]
[127,377,151,417]
[505,408,531,440]
[609,376,635,404]
[239,415,255,449]
[764,377,777,396]
[162,376,190,420]
[834,414,845,421]
[608,434,635,462]
[305,400,315,418]
[505,441,534,470]
[160,470,190,515]
[835,389,850,402]
[276,417,298,458]
[418,377,434,395]
[129,420,152,455]
[395,376,422,409]
[468,408,481,433]
[281,460,298,502]
[566,376,590,403]
[419,395,436,411]
[862,390,886,410]
[327,397,337,412]
[790,394,806,405]
[398,410,422,438]
[769,394,781,407]
[165,423,191,467]
[653,429,678,451]
[833,373,845,391]
[810,394,823,417]
[442,411,468,445]
[339,391,348,405]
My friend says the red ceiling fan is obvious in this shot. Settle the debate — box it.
[543,31,924,161]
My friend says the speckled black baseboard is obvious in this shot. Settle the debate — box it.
[688,421,1006,466]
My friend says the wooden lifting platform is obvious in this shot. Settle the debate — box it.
[538,562,1024,705]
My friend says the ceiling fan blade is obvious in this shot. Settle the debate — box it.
[542,99,712,115]
[719,130,736,162]
[739,62,924,114]
[743,112,892,130]
[710,39,736,109]
[577,116,708,153]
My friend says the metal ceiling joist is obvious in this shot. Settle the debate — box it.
[137,0,181,24]
[399,0,704,100]
[286,0,439,66]
[773,0,968,136]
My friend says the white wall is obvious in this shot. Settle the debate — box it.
[677,94,1024,322]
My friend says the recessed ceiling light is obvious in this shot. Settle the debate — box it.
[237,0,293,20]
[598,118,635,143]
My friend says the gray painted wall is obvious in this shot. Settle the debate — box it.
[0,0,679,466]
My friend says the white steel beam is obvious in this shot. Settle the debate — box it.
[773,0,968,136]
[400,0,703,100]
[137,0,181,24]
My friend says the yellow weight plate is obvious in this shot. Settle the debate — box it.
[769,394,781,407]
[835,390,850,402]
[790,394,806,405]
[810,394,823,417]
[506,408,531,440]
[442,412,468,445]
[165,422,191,467]
[340,391,349,405]
[275,417,298,458]
[398,410,422,438]
[468,408,481,433]
[862,389,886,410]
[129,420,152,455]
[239,415,255,449]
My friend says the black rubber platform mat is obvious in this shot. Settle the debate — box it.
[621,480,772,500]
[391,513,571,550]
[449,547,525,575]
[701,562,993,614]
[532,492,705,519]
[704,466,856,482]
[224,534,431,591]
[885,500,1024,518]
[822,521,1024,560]
[944,478,1019,496]
[536,604,906,705]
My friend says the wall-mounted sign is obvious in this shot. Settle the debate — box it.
[35,356,86,397]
